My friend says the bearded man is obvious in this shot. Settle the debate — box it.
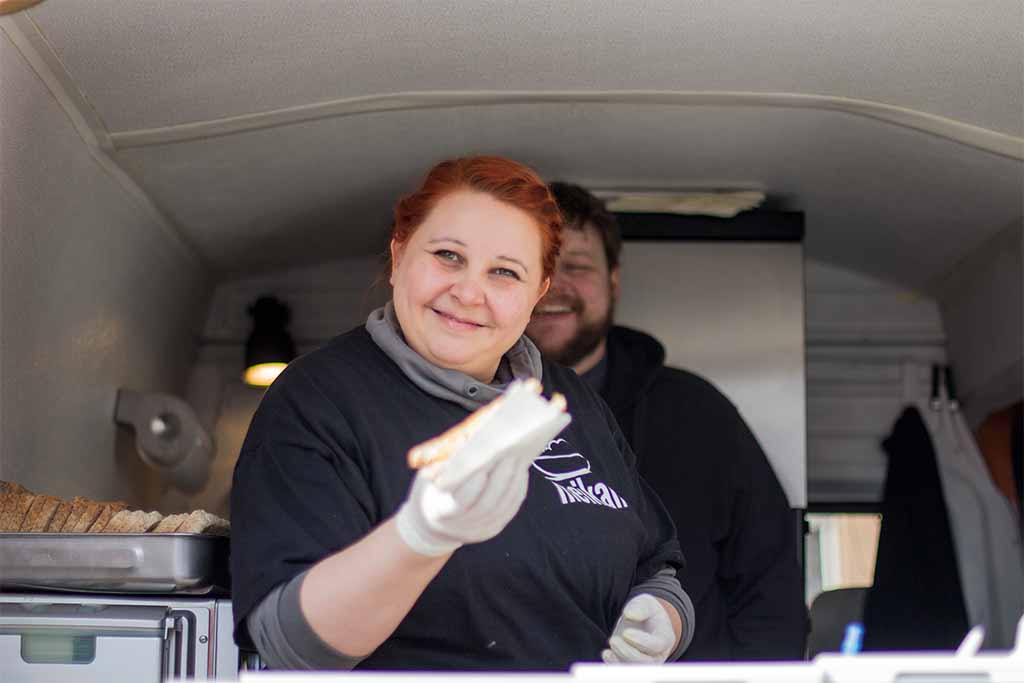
[527,182,808,661]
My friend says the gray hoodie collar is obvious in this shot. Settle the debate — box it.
[366,302,544,410]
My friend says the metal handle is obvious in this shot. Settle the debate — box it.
[167,610,196,680]
[0,604,165,631]
[8,545,142,571]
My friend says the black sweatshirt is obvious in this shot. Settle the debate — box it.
[597,326,809,660]
[230,324,685,671]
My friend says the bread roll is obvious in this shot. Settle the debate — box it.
[20,495,62,532]
[0,481,31,496]
[86,503,128,533]
[0,493,36,532]
[151,513,189,533]
[102,510,164,533]
[407,378,563,469]
[63,498,102,533]
[45,500,74,532]
[0,484,227,536]
[175,510,230,536]
[101,509,131,533]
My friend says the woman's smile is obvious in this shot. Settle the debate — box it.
[431,307,488,331]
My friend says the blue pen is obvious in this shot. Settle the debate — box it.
[840,621,864,654]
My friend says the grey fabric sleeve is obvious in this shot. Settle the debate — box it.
[246,570,367,670]
[628,567,696,661]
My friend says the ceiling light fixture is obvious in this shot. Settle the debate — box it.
[244,296,296,387]
[596,190,766,218]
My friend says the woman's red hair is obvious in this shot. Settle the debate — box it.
[392,156,563,280]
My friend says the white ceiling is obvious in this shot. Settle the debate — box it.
[27,1,1024,136]
[8,0,1024,288]
[110,103,1022,286]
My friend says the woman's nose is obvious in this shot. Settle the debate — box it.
[449,272,485,306]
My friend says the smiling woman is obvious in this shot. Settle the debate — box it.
[387,158,563,382]
[390,181,555,384]
[390,191,546,382]
[391,157,563,277]
[229,155,694,672]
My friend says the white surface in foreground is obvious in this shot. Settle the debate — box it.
[239,616,1024,682]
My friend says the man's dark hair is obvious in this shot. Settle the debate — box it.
[548,182,622,269]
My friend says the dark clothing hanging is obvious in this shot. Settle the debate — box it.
[862,406,969,651]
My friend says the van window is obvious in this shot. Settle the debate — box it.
[805,511,882,605]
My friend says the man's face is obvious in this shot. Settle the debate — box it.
[526,223,619,369]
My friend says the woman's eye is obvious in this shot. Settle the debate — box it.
[433,249,461,263]
[494,267,522,280]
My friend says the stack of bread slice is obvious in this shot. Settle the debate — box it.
[0,481,229,535]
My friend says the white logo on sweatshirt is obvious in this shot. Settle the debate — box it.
[532,439,628,509]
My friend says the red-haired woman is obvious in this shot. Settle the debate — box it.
[230,156,694,671]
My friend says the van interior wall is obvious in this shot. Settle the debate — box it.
[805,261,946,502]
[173,251,946,518]
[0,32,212,507]
[614,241,807,508]
[158,257,389,515]
[935,219,1024,429]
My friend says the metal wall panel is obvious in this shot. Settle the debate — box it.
[616,241,807,507]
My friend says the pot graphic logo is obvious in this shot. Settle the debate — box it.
[534,439,628,509]
[532,453,591,482]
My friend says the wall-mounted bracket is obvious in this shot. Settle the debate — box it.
[114,389,213,493]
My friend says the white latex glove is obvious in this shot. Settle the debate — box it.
[601,594,677,664]
[395,407,569,556]
[395,453,531,556]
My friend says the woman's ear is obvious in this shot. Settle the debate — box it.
[389,239,402,286]
[537,277,551,302]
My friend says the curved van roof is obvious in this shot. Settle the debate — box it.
[3,1,1021,291]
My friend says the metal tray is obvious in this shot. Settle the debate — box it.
[0,533,229,594]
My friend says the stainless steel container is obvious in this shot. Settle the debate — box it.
[0,533,229,594]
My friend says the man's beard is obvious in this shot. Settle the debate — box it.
[540,303,614,369]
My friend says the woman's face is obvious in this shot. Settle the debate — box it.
[390,189,550,383]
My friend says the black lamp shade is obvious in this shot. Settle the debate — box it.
[244,297,296,383]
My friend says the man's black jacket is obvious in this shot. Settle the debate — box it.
[600,326,808,660]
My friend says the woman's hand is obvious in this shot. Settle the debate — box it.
[395,447,535,556]
[601,594,681,664]
[396,395,567,557]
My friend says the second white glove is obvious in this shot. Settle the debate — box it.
[601,593,677,664]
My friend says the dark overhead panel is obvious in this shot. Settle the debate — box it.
[616,211,804,242]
